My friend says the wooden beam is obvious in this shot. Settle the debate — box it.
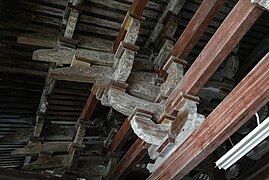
[49,61,113,83]
[105,0,229,175]
[33,63,56,138]
[158,0,227,77]
[145,0,186,47]
[130,0,149,16]
[69,85,99,170]
[80,92,99,121]
[0,168,75,180]
[113,0,148,53]
[165,0,264,114]
[11,142,70,156]
[105,89,163,119]
[148,52,269,179]
[108,138,150,180]
[108,119,132,152]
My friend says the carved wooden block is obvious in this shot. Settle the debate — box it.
[32,47,75,66]
[127,81,160,102]
[64,8,79,39]
[113,49,135,82]
[105,89,164,120]
[161,59,184,98]
[50,61,113,83]
[154,39,174,71]
[130,110,170,145]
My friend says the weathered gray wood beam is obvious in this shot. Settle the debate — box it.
[18,33,113,51]
[50,61,113,83]
[33,47,75,66]
[64,8,79,39]
[153,39,174,70]
[145,0,186,47]
[68,84,99,170]
[33,63,56,138]
[76,48,114,66]
[104,88,163,120]
[11,142,70,156]
[127,81,160,102]
[160,57,185,98]
[128,71,158,85]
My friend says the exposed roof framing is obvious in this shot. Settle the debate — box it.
[0,0,269,179]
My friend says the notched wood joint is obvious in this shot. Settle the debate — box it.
[162,56,187,72]
[115,41,139,59]
[103,80,129,96]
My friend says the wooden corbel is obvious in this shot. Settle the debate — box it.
[50,60,113,83]
[113,48,136,82]
[103,86,164,119]
[160,56,187,98]
[145,92,204,173]
[113,11,145,53]
[156,11,180,49]
[129,108,170,146]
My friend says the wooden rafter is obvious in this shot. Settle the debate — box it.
[108,0,266,178]
[165,0,264,115]
[108,119,132,152]
[108,138,150,180]
[148,52,269,179]
[159,0,227,78]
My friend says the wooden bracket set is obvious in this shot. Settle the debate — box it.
[113,11,145,53]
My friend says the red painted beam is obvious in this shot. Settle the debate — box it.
[113,0,148,53]
[108,138,150,180]
[72,92,98,140]
[159,0,226,78]
[108,119,132,152]
[80,92,98,120]
[130,0,149,16]
[148,52,269,179]
[165,0,264,114]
